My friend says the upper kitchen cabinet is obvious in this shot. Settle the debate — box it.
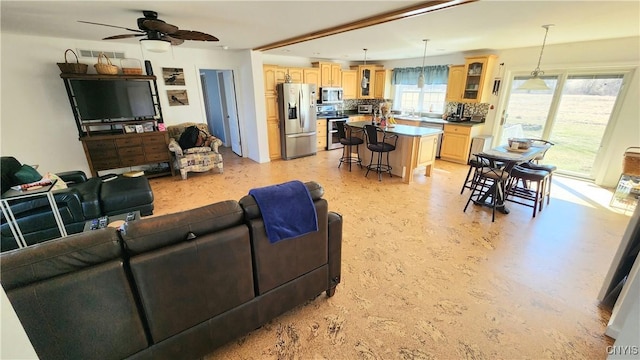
[445,65,465,102]
[264,65,278,95]
[341,70,358,99]
[461,55,497,103]
[312,62,342,87]
[276,67,304,84]
[303,68,320,100]
[352,65,381,99]
[374,69,393,100]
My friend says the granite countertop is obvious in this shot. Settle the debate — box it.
[394,115,482,127]
[347,121,443,137]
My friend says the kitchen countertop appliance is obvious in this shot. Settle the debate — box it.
[278,83,317,160]
[447,103,470,122]
[317,104,349,150]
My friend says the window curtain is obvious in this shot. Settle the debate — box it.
[392,65,449,86]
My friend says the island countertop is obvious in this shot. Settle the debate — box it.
[347,121,443,137]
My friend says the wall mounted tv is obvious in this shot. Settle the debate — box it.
[70,79,157,121]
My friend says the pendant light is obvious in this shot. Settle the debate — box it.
[361,48,369,89]
[518,24,554,91]
[417,39,429,88]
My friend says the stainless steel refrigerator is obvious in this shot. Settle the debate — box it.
[277,83,317,160]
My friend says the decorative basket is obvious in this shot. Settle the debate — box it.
[56,49,88,74]
[94,53,119,75]
[623,147,640,176]
[121,58,143,75]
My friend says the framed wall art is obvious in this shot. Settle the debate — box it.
[167,90,189,106]
[162,67,185,86]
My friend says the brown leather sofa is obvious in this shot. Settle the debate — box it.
[0,181,342,360]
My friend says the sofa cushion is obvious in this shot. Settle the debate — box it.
[13,164,42,184]
[99,176,153,216]
[69,177,102,219]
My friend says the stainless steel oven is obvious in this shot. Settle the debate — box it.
[327,117,349,150]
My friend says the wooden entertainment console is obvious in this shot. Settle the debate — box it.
[60,73,174,178]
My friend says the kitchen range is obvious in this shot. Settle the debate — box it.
[316,101,348,151]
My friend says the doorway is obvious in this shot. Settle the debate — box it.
[200,69,242,156]
[500,71,627,179]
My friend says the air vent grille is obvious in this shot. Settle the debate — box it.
[77,49,126,59]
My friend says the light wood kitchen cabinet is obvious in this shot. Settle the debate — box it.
[275,67,304,84]
[264,65,282,160]
[304,68,320,101]
[440,124,483,164]
[352,65,381,99]
[313,62,342,87]
[316,120,327,150]
[341,70,358,99]
[461,55,497,103]
[374,69,393,99]
[445,65,465,102]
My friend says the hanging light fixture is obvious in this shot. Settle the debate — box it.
[518,24,554,91]
[140,39,172,53]
[361,48,369,89]
[417,39,429,89]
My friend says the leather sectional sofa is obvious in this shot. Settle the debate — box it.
[0,156,154,252]
[1,181,342,360]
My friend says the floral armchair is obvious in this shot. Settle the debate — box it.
[166,122,223,180]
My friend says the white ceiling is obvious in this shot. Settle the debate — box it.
[1,0,639,62]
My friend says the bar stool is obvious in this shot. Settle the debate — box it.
[364,124,398,181]
[505,165,551,217]
[519,139,556,206]
[336,121,363,171]
[464,153,511,222]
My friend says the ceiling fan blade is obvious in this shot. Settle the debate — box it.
[162,35,185,46]
[170,30,219,42]
[141,19,178,34]
[78,20,144,34]
[103,34,146,40]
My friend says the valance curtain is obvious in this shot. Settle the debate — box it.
[392,65,449,86]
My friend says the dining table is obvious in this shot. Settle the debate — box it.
[473,143,552,213]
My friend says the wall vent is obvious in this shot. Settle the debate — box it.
[77,49,126,59]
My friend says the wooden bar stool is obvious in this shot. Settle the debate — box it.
[505,165,551,217]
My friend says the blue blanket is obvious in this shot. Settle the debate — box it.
[248,180,318,243]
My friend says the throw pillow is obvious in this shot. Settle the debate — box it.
[44,173,68,191]
[13,164,42,184]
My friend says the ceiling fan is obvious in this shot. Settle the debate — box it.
[79,10,218,52]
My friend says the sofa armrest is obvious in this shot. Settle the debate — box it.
[56,171,87,185]
[2,188,84,221]
[327,211,343,297]
[168,138,184,156]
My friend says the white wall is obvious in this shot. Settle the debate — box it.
[0,33,267,175]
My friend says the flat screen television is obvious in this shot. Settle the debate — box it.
[70,79,157,121]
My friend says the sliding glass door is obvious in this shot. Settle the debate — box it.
[501,72,626,179]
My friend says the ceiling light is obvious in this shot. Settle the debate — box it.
[518,24,554,91]
[417,39,429,89]
[361,48,369,89]
[140,39,171,53]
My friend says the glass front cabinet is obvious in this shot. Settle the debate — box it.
[461,55,497,103]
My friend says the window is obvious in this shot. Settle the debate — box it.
[393,84,447,114]
[390,65,449,115]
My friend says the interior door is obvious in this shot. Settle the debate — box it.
[500,72,625,179]
[218,71,242,156]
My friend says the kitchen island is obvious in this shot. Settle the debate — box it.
[348,121,443,184]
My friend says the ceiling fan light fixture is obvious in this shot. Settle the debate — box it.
[518,24,554,91]
[141,39,172,53]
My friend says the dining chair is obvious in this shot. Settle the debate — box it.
[336,121,364,171]
[463,153,511,222]
[363,125,398,181]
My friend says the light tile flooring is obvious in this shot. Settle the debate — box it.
[148,147,632,359]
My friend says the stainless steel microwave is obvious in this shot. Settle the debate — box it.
[319,87,343,104]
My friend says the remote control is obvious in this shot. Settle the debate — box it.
[98,216,108,229]
[125,212,135,221]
